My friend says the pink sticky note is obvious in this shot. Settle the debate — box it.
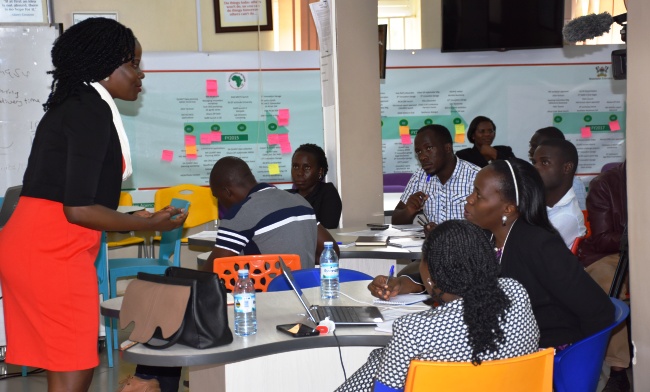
[401,134,412,145]
[184,135,196,146]
[280,142,292,154]
[206,80,218,97]
[277,109,290,126]
[200,133,212,144]
[211,131,222,142]
[161,150,173,162]
[609,120,620,132]
[267,134,280,145]
[186,154,197,160]
[581,126,592,138]
[277,133,289,143]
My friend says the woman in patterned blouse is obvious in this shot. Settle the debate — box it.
[336,220,539,392]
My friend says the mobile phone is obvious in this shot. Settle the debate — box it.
[276,323,320,338]
[367,223,389,230]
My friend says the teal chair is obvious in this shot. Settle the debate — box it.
[94,232,114,368]
[267,268,373,292]
[107,198,189,348]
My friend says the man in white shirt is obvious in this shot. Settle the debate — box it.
[531,139,586,248]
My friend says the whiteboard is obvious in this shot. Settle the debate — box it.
[0,24,60,195]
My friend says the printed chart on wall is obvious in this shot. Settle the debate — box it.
[118,52,323,190]
[381,46,627,179]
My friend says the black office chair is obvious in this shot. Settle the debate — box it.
[609,224,628,298]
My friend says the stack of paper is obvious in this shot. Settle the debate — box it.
[387,237,424,248]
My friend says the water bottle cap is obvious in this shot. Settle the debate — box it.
[238,269,249,277]
[324,241,333,247]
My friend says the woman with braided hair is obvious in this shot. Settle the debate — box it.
[336,220,539,392]
[0,18,187,391]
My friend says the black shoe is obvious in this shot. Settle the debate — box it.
[602,370,630,392]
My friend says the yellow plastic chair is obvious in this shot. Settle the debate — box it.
[151,184,219,256]
[213,254,301,292]
[107,192,148,257]
[402,347,555,392]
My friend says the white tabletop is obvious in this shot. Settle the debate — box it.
[102,281,395,367]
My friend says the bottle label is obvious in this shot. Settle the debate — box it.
[234,293,256,313]
[321,263,339,279]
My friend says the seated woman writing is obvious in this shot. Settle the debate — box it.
[338,220,540,392]
[289,143,342,229]
[369,158,614,349]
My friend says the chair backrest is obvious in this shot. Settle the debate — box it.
[383,173,412,194]
[582,210,591,238]
[158,198,190,265]
[154,184,218,229]
[553,298,630,392]
[396,347,555,392]
[266,268,373,292]
[213,254,301,292]
[570,236,583,255]
[0,185,22,228]
[119,192,134,206]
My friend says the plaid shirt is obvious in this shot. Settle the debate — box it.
[400,158,479,224]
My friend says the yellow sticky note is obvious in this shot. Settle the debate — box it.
[399,125,410,136]
[455,123,465,135]
[185,145,197,155]
[455,133,465,143]
[268,163,280,175]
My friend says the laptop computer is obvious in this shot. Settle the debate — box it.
[278,257,384,326]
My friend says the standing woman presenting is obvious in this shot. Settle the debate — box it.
[0,18,187,392]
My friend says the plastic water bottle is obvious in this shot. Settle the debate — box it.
[320,241,339,299]
[233,269,257,336]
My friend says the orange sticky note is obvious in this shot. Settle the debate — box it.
[277,109,290,126]
[206,80,218,97]
[268,163,280,175]
[455,133,465,143]
[211,131,222,142]
[280,142,292,154]
[267,134,280,145]
[399,125,410,136]
[184,135,196,146]
[455,123,465,135]
[161,150,173,162]
[581,126,592,138]
[400,134,412,144]
[185,145,197,155]
[609,120,620,131]
[200,133,212,144]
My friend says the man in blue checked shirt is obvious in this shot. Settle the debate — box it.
[391,124,480,230]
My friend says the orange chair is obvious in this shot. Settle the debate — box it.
[571,236,584,255]
[107,192,148,257]
[213,254,301,292]
[582,210,591,238]
[402,347,555,392]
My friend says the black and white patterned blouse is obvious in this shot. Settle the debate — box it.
[336,278,540,392]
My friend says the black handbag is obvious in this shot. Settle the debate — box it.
[120,267,233,349]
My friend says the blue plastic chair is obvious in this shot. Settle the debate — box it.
[267,268,373,292]
[94,232,113,368]
[107,198,189,348]
[553,297,630,392]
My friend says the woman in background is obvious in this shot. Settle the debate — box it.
[289,143,342,228]
[456,116,514,168]
[0,18,186,391]
[337,220,539,392]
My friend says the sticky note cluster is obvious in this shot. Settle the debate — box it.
[267,133,292,154]
[454,123,465,143]
[185,135,197,160]
[277,109,290,126]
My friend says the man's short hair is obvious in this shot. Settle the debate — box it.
[416,124,453,145]
[535,127,565,140]
[538,139,578,175]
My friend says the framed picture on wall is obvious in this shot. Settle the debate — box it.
[213,0,273,33]
[72,12,118,25]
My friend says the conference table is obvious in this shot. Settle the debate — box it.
[102,281,414,391]
[188,226,423,277]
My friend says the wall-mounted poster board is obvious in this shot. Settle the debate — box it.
[0,24,60,195]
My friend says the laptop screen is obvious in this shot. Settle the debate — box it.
[278,256,318,324]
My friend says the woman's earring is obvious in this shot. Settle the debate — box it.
[104,76,110,82]
[501,215,507,226]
